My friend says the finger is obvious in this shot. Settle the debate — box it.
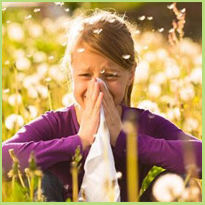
[95,92,103,110]
[87,78,95,98]
[91,82,100,102]
[99,82,113,102]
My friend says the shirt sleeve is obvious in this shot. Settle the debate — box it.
[113,110,202,178]
[2,112,83,175]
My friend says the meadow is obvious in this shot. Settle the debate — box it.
[2,2,202,202]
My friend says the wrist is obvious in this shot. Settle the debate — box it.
[78,132,92,150]
[110,126,123,147]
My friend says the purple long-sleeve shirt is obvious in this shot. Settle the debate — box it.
[2,104,202,201]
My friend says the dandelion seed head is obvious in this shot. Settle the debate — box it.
[194,55,202,66]
[49,65,66,82]
[2,7,6,11]
[17,73,26,82]
[148,83,161,98]
[33,51,47,63]
[179,85,195,101]
[36,85,48,99]
[165,64,180,79]
[137,100,160,114]
[156,49,168,59]
[26,105,38,119]
[28,23,43,38]
[8,93,22,106]
[23,75,40,88]
[184,118,198,132]
[5,114,24,130]
[15,57,31,71]
[153,173,184,202]
[135,61,150,83]
[181,186,201,201]
[166,107,181,121]
[189,67,202,84]
[27,87,38,99]
[144,51,156,63]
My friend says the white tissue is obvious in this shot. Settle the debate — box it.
[80,78,121,202]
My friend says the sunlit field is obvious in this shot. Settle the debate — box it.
[2,2,202,202]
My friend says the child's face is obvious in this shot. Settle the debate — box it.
[71,42,134,109]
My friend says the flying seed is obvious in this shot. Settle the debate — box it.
[77,48,85,53]
[138,15,146,21]
[93,29,103,34]
[100,69,105,74]
[169,28,175,33]
[122,55,130,60]
[167,4,174,10]
[158,28,164,32]
[25,15,32,20]
[34,8,41,13]
[181,8,186,13]
[147,16,153,20]
[65,8,70,12]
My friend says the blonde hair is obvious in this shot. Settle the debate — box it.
[62,9,138,106]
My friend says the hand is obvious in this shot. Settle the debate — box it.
[78,78,103,150]
[99,82,123,146]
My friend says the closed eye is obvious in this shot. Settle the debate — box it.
[104,73,119,79]
[79,73,92,77]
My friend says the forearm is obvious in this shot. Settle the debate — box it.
[2,135,83,174]
[113,131,202,178]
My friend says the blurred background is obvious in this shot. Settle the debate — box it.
[2,2,202,201]
[2,2,202,40]
[2,1,202,138]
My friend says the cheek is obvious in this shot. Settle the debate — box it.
[107,82,126,101]
[73,79,88,95]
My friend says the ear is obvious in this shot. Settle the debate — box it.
[127,64,136,86]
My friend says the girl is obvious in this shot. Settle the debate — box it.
[2,9,202,202]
